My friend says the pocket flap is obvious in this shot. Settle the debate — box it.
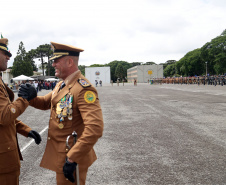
[0,141,17,153]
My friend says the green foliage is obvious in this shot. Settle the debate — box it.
[45,60,55,76]
[130,62,141,67]
[144,61,156,65]
[221,29,226,36]
[78,65,86,75]
[11,42,33,77]
[108,60,132,82]
[115,63,125,80]
[89,64,105,67]
[164,63,176,77]
[35,44,53,76]
[26,49,38,71]
[200,34,226,75]
[163,29,226,77]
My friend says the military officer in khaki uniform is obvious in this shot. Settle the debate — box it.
[0,37,41,185]
[24,42,104,185]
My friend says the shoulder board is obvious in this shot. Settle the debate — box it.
[78,78,91,88]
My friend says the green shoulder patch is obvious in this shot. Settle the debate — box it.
[78,78,91,88]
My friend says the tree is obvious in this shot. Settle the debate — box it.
[131,62,142,67]
[115,63,125,80]
[144,61,156,65]
[107,60,132,82]
[26,49,38,71]
[35,44,53,76]
[11,41,33,77]
[78,65,86,76]
[89,64,105,67]
[45,60,55,76]
[221,29,226,36]
[200,33,226,75]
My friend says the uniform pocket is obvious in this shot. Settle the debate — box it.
[0,141,19,170]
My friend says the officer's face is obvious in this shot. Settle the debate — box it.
[52,57,68,80]
[0,50,10,71]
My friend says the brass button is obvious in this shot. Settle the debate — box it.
[50,117,52,120]
[48,137,51,140]
[66,178,68,181]
[66,148,68,152]
[8,147,10,150]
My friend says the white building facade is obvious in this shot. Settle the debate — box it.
[1,69,13,85]
[85,67,111,85]
[127,64,163,83]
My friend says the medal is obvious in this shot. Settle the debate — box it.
[56,93,73,123]
[59,103,65,109]
[67,108,73,114]
[58,123,64,129]
[62,107,67,117]
[56,103,62,113]
[68,115,73,120]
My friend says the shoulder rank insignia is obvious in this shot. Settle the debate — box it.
[78,78,91,88]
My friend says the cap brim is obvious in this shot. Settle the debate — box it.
[49,55,63,61]
[0,48,12,57]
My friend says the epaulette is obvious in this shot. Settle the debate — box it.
[78,78,91,88]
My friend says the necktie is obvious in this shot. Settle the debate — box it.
[60,82,66,90]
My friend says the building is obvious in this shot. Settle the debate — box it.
[127,64,163,83]
[1,69,13,85]
[85,67,111,85]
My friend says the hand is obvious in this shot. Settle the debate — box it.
[63,157,77,183]
[28,130,42,144]
[18,83,37,101]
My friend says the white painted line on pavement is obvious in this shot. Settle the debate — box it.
[21,126,49,153]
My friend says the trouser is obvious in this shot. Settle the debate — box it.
[0,170,20,185]
[56,166,88,185]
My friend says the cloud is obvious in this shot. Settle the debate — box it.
[1,0,226,67]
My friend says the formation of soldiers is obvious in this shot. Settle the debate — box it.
[152,75,226,86]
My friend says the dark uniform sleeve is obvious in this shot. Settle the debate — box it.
[0,88,29,126]
[67,87,104,162]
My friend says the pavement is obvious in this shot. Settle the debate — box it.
[17,83,226,185]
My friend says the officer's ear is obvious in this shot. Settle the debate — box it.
[64,57,73,67]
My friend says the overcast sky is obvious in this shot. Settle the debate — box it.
[2,0,226,67]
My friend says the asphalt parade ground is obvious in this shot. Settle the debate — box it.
[16,83,226,185]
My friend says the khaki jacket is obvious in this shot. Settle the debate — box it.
[30,71,104,173]
[0,80,31,174]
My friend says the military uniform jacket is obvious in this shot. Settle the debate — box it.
[30,71,104,173]
[0,80,32,174]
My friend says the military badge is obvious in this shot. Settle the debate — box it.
[10,107,16,113]
[78,78,91,88]
[84,91,96,103]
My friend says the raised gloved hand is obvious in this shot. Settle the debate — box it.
[18,83,37,101]
[63,157,77,183]
[28,130,42,145]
